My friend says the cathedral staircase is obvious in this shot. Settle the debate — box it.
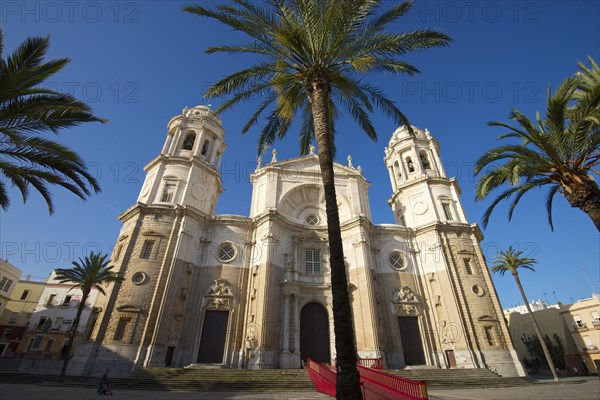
[385,368,531,388]
[0,367,531,392]
[123,367,315,391]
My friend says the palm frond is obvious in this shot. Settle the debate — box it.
[0,27,104,213]
[476,59,600,230]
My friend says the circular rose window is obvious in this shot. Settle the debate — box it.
[389,252,407,271]
[217,243,236,263]
[306,214,319,226]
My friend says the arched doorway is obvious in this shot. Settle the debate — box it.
[300,302,330,363]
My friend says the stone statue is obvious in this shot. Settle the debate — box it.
[208,279,232,296]
[245,331,255,350]
[394,286,416,303]
[442,335,454,346]
[168,329,180,346]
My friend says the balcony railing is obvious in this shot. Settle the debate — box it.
[573,322,588,331]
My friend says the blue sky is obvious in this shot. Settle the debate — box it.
[1,1,598,309]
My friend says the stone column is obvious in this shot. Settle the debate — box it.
[168,127,182,155]
[388,167,397,191]
[161,134,172,154]
[210,137,220,166]
[281,291,290,352]
[289,293,297,353]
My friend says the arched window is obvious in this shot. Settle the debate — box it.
[406,157,415,173]
[419,151,431,169]
[182,132,196,150]
[201,139,210,156]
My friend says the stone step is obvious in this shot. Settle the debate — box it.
[0,367,533,392]
[385,369,532,388]
[0,373,315,392]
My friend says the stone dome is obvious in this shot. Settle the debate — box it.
[387,125,431,147]
[182,105,222,125]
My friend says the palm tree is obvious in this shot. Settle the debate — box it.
[184,1,450,398]
[490,246,559,381]
[475,58,600,231]
[0,27,106,214]
[54,251,123,382]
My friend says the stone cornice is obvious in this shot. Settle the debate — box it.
[143,154,222,180]
[250,155,368,184]
[279,278,331,291]
[387,176,461,205]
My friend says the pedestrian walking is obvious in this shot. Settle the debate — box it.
[97,369,113,396]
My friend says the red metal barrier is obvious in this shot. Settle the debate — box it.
[307,358,336,397]
[307,358,428,400]
[357,357,384,369]
[336,357,384,369]
[357,365,428,400]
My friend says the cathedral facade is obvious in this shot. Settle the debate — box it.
[76,106,525,377]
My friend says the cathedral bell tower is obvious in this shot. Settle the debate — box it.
[82,106,227,374]
[137,105,225,215]
[384,126,467,228]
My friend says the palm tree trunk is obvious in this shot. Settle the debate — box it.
[308,77,362,400]
[513,272,559,381]
[58,289,89,382]
[564,182,600,231]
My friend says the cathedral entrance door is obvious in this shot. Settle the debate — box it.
[300,302,330,364]
[398,316,426,365]
[197,310,229,363]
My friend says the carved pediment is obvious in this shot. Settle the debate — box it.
[392,286,420,316]
[295,230,327,242]
[206,279,233,297]
[203,279,234,311]
[392,286,418,304]
[141,230,165,237]
[397,304,419,316]
[116,305,142,319]
[116,305,142,313]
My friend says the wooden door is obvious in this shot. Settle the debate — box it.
[197,310,229,363]
[445,350,457,368]
[398,316,426,365]
[300,302,330,363]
